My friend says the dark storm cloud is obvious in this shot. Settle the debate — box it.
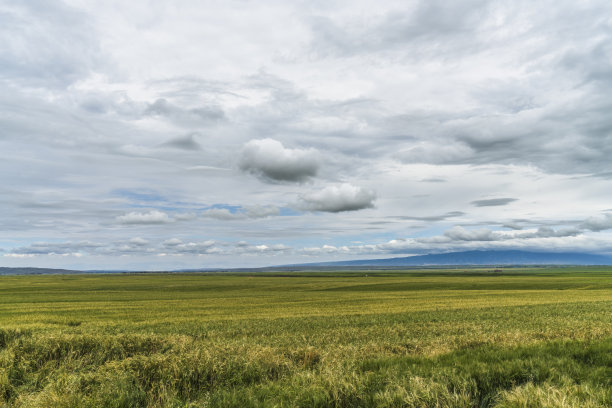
[471,198,518,207]
[239,139,319,183]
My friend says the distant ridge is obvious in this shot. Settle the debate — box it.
[301,250,612,266]
[0,267,82,275]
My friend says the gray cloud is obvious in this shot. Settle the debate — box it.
[239,139,319,183]
[298,184,376,213]
[471,198,518,207]
[144,98,225,127]
[201,205,281,220]
[159,133,202,150]
[428,225,582,243]
[308,0,490,58]
[116,210,172,225]
[580,214,612,232]
[390,211,465,222]
[0,1,100,87]
[7,241,103,256]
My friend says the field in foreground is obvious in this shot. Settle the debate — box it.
[0,268,610,407]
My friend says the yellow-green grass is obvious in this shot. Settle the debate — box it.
[0,268,611,407]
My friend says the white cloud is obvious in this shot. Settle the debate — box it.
[129,237,149,246]
[163,238,183,247]
[298,183,376,212]
[239,139,319,182]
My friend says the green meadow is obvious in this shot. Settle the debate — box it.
[0,268,610,407]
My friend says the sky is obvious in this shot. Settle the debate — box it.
[2,0,612,270]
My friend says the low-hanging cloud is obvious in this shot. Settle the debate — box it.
[298,183,376,212]
[239,139,319,182]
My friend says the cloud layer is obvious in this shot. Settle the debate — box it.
[2,0,612,269]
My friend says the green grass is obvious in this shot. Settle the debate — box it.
[0,267,610,407]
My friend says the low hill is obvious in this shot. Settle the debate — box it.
[0,267,83,275]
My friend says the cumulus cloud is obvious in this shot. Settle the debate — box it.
[298,184,376,212]
[116,210,171,225]
[239,139,319,182]
[471,198,518,207]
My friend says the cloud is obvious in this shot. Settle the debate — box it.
[239,139,319,182]
[580,214,612,232]
[201,205,281,220]
[298,183,376,212]
[129,237,149,246]
[443,226,498,241]
[308,0,490,58]
[420,225,583,244]
[145,98,224,126]
[0,1,100,87]
[471,198,518,207]
[116,210,172,225]
[396,141,473,165]
[7,241,102,256]
[391,211,465,222]
[159,133,201,150]
[200,208,239,221]
[163,238,183,247]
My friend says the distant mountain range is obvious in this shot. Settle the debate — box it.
[301,250,612,267]
[1,250,611,275]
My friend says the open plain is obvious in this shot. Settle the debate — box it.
[0,268,610,407]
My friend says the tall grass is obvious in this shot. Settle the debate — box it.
[0,268,610,407]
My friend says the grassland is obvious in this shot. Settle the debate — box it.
[0,267,610,407]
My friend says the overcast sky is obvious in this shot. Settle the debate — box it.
[2,0,612,270]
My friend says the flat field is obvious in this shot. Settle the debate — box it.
[0,268,610,407]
